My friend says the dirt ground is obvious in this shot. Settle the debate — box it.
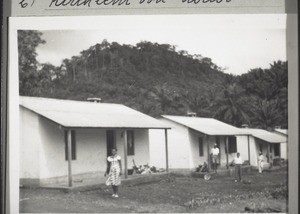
[20,168,288,213]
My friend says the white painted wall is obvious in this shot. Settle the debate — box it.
[19,107,41,179]
[116,129,150,172]
[39,126,151,178]
[188,129,207,168]
[149,129,166,168]
[159,119,190,169]
[75,129,107,173]
[248,136,258,166]
[236,135,250,163]
[249,137,271,167]
[188,131,227,168]
[242,136,273,167]
[38,118,107,179]
[38,117,65,179]
[280,143,288,159]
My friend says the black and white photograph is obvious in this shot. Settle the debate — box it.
[10,14,289,213]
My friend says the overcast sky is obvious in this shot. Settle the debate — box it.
[36,14,286,75]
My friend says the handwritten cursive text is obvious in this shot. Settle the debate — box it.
[182,0,231,3]
[49,0,92,7]
[95,0,131,6]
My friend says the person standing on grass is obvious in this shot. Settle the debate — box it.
[258,152,264,173]
[104,148,122,198]
[232,152,243,182]
[210,143,219,173]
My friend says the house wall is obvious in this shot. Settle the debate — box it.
[75,129,107,173]
[280,143,287,159]
[38,117,107,180]
[190,133,250,168]
[115,129,150,171]
[156,119,191,169]
[247,136,258,166]
[240,136,274,167]
[188,129,208,168]
[251,138,271,167]
[236,135,250,163]
[149,129,166,169]
[149,119,251,169]
[188,131,225,168]
[217,136,244,166]
[273,131,288,160]
[19,107,41,185]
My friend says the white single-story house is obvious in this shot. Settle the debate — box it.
[149,115,251,170]
[273,128,288,160]
[240,128,287,167]
[19,96,170,187]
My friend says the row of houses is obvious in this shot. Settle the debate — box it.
[19,96,288,187]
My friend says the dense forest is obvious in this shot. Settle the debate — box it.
[18,30,288,130]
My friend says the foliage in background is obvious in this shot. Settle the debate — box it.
[18,30,288,129]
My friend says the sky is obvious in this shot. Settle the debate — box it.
[36,14,286,75]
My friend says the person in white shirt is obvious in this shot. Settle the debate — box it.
[210,143,220,173]
[257,152,264,173]
[232,152,243,182]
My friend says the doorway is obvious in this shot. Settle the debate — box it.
[106,130,116,157]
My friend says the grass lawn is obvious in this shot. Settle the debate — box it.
[20,167,288,213]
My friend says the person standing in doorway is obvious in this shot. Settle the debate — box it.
[232,152,243,182]
[258,152,264,173]
[210,143,220,173]
[105,148,122,198]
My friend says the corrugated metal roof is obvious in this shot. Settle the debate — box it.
[161,115,249,136]
[243,128,287,143]
[274,129,288,136]
[20,96,170,129]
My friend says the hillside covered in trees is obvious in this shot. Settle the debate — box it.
[18,30,288,130]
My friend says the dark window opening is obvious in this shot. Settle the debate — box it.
[199,137,204,156]
[227,136,237,153]
[274,144,280,156]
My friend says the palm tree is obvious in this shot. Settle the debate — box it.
[187,87,217,117]
[213,83,251,127]
[267,61,288,99]
[251,99,282,130]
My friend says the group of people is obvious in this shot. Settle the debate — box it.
[210,143,267,182]
[104,145,268,198]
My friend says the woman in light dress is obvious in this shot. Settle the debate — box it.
[104,148,122,198]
